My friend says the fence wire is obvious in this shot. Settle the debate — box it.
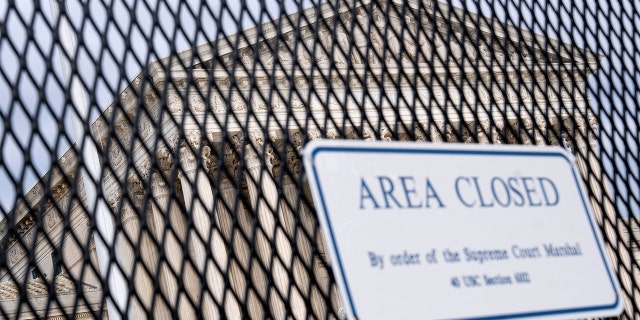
[0,0,638,319]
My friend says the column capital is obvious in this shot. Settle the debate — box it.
[414,125,427,142]
[203,145,218,174]
[562,116,594,152]
[520,117,534,145]
[532,116,558,146]
[151,172,170,199]
[248,128,266,148]
[239,129,275,170]
[223,143,240,177]
[504,119,520,144]
[477,119,490,144]
[429,121,444,143]
[291,130,305,150]
[244,147,263,170]
[492,120,504,144]
[136,158,151,181]
[179,145,199,174]
[307,128,322,141]
[158,147,174,173]
[363,127,376,141]
[128,176,145,209]
[326,128,340,139]
[379,125,393,141]
[185,129,202,149]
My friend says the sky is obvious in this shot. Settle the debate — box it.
[0,0,638,217]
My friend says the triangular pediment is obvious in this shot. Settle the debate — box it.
[157,0,596,75]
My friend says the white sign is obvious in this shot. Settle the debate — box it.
[302,140,622,320]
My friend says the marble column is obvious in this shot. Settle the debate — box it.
[563,117,621,269]
[151,167,196,319]
[204,148,242,319]
[272,138,309,320]
[238,130,289,319]
[563,117,616,224]
[302,129,344,318]
[129,177,169,319]
[111,177,161,318]
[111,195,145,318]
[178,142,223,320]
[562,115,637,317]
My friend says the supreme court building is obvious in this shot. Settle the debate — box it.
[0,0,625,319]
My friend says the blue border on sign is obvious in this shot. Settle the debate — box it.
[308,145,620,320]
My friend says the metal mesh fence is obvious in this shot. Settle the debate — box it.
[0,0,638,318]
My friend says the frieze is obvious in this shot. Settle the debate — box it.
[103,169,114,184]
[244,147,263,170]
[156,68,589,116]
[237,78,251,90]
[248,129,266,148]
[277,44,295,66]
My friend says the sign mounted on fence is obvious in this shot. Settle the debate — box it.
[302,140,622,320]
